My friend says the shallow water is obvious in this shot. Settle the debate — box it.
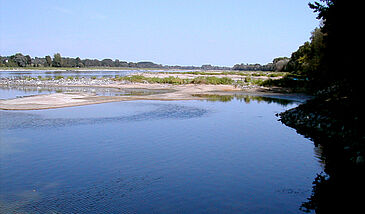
[0,69,183,78]
[0,94,320,213]
[0,86,174,100]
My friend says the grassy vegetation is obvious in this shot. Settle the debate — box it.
[13,71,293,89]
[113,75,235,85]
[236,77,265,85]
[54,76,64,80]
[4,68,289,89]
[260,74,310,92]
[156,71,287,77]
[113,71,287,86]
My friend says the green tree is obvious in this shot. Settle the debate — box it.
[45,55,52,67]
[25,55,32,66]
[285,28,325,84]
[75,57,84,67]
[10,53,27,67]
[308,0,360,93]
[52,53,62,67]
[272,57,290,72]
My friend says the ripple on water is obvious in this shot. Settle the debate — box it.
[0,103,209,130]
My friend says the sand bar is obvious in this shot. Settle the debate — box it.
[0,83,247,110]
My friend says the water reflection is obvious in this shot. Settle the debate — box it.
[299,139,365,213]
[280,119,365,213]
[193,93,298,106]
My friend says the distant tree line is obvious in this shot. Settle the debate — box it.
[0,53,234,70]
[1,53,288,71]
[0,53,166,69]
[232,57,290,72]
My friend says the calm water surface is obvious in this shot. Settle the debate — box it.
[0,69,183,78]
[0,93,320,213]
[0,87,174,100]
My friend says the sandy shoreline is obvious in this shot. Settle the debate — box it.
[0,82,248,110]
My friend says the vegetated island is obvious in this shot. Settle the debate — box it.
[0,70,296,110]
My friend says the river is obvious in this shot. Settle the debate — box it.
[0,71,321,213]
[0,69,183,79]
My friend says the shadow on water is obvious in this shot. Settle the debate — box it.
[279,97,365,213]
[298,137,365,213]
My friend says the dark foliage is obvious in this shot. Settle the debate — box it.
[280,1,365,213]
[285,0,362,95]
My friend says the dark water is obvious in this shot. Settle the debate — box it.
[0,95,320,213]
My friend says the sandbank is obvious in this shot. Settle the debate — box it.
[0,83,248,110]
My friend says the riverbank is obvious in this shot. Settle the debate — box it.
[278,86,364,213]
[279,88,364,166]
[0,83,246,110]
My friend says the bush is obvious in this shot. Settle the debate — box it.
[54,76,64,80]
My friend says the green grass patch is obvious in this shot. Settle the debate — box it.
[113,75,235,85]
[156,71,287,77]
[260,74,310,92]
[54,75,64,80]
[190,76,234,85]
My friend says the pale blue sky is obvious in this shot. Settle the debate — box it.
[0,0,318,66]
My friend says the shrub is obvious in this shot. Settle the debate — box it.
[114,75,234,85]
[54,76,64,80]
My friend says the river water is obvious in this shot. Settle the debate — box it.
[0,69,182,79]
[0,72,320,213]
